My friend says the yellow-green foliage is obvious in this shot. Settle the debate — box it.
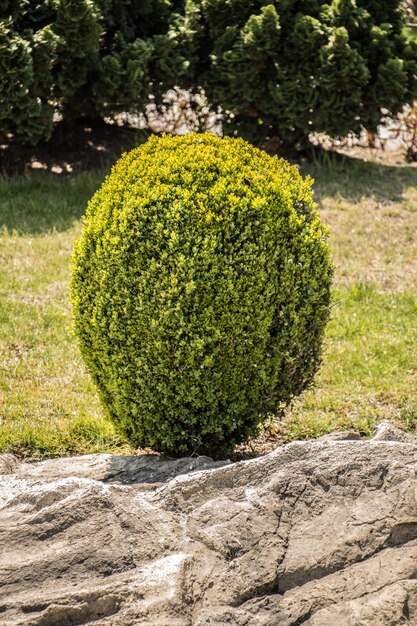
[70,133,333,455]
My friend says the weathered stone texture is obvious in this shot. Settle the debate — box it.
[1,424,417,625]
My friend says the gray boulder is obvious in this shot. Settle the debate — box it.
[1,425,417,625]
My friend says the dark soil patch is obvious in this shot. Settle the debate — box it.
[0,120,150,176]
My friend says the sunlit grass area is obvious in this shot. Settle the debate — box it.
[284,284,417,440]
[0,172,131,458]
[0,155,416,457]
[282,156,417,440]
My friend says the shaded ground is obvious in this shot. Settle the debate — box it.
[0,120,149,176]
[1,117,414,177]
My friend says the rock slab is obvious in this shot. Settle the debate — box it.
[1,423,417,625]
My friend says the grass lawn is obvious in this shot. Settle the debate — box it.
[0,153,416,458]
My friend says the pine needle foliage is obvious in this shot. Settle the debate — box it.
[2,1,417,148]
[0,0,183,144]
[70,133,333,456]
[174,0,417,148]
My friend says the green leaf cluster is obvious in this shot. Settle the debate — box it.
[2,1,416,147]
[70,133,333,456]
[0,0,183,144]
[174,0,417,147]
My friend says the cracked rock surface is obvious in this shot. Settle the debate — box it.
[1,423,417,625]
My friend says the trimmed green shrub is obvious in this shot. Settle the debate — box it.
[175,0,417,149]
[70,133,332,456]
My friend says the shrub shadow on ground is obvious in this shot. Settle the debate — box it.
[304,148,417,205]
[0,122,149,235]
[0,171,104,235]
[0,120,149,176]
[2,140,417,235]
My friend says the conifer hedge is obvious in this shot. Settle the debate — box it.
[1,1,416,148]
[176,0,417,148]
[0,0,183,144]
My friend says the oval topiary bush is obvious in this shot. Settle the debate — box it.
[70,133,333,456]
